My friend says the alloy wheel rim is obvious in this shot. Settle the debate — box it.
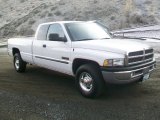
[79,72,93,92]
[15,58,20,70]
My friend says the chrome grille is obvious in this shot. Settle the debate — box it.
[128,49,154,65]
[145,49,153,54]
[128,51,143,56]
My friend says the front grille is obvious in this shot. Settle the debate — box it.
[128,51,143,56]
[145,54,154,59]
[128,57,143,63]
[128,49,154,65]
[145,49,153,54]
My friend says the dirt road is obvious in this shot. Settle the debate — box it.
[0,47,160,120]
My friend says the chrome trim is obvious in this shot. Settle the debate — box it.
[124,54,128,66]
[145,52,154,56]
[128,53,153,59]
[115,61,155,74]
[128,54,145,59]
[128,58,153,65]
[131,64,154,78]
[127,49,154,65]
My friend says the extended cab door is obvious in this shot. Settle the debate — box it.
[33,23,72,75]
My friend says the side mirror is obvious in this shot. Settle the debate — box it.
[49,33,59,41]
[49,33,67,42]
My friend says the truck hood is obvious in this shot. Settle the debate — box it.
[72,39,151,54]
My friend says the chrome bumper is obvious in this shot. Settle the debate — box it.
[101,61,156,84]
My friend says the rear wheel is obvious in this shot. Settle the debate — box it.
[13,53,26,73]
[76,64,105,98]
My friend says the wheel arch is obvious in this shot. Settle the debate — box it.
[72,58,101,75]
[12,48,20,56]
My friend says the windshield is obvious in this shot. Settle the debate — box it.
[65,22,111,41]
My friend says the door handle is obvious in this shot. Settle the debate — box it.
[42,44,46,48]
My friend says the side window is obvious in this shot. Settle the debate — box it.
[47,24,66,41]
[37,24,49,40]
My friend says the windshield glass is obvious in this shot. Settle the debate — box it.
[65,22,111,41]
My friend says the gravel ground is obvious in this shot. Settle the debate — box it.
[0,47,160,120]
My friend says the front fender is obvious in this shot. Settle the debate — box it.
[72,48,125,66]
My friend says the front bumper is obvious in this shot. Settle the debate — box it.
[101,61,156,84]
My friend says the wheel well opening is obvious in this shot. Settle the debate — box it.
[72,59,100,75]
[12,48,20,56]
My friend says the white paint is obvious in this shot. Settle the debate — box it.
[8,21,157,76]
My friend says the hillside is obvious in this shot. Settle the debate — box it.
[0,0,160,40]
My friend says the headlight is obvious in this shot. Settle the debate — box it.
[103,59,124,67]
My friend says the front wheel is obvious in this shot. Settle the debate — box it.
[13,53,26,73]
[76,64,105,98]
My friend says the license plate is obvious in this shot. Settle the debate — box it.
[143,73,150,81]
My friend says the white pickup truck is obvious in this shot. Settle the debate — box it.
[8,21,156,98]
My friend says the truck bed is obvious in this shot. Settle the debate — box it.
[8,37,35,64]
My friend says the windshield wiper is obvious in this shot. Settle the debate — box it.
[99,38,110,40]
[75,38,95,41]
[75,38,110,41]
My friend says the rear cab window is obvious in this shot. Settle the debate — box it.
[37,24,49,40]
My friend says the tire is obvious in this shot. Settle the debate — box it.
[13,53,26,73]
[76,64,105,98]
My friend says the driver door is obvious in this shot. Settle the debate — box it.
[33,23,72,75]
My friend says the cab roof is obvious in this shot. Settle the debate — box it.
[40,21,95,26]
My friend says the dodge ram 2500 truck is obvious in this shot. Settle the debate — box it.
[8,21,156,98]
